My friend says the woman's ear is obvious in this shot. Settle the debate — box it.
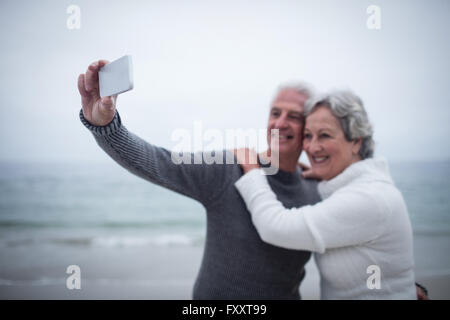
[352,138,363,157]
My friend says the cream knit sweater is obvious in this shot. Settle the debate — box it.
[235,158,417,299]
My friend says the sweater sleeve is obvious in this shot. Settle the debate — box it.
[80,109,232,207]
[235,169,387,253]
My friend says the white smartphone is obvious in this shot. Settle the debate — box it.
[99,55,134,97]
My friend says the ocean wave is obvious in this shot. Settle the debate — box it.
[415,269,450,278]
[0,277,66,286]
[91,234,201,247]
[0,277,194,287]
[413,228,450,237]
[3,234,204,248]
[0,220,204,229]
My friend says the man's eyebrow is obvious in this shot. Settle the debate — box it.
[286,111,303,118]
[270,107,303,117]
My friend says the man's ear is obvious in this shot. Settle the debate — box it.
[352,138,363,156]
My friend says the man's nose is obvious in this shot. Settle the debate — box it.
[274,115,289,129]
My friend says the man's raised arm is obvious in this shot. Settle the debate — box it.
[77,60,231,206]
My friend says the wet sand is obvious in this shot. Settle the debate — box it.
[0,236,448,299]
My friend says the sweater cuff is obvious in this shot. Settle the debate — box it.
[235,168,269,200]
[79,109,122,136]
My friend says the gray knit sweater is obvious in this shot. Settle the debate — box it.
[80,110,320,299]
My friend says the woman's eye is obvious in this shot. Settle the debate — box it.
[320,133,330,138]
[304,133,312,139]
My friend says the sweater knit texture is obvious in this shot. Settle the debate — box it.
[80,110,321,299]
[235,158,417,299]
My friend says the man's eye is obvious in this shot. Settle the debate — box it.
[320,133,330,138]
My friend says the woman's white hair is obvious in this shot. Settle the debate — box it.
[304,90,375,159]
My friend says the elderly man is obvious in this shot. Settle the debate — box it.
[77,59,319,299]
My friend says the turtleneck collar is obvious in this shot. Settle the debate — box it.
[257,154,302,184]
[317,157,393,199]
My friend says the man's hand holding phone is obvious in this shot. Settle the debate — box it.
[78,60,117,126]
[77,56,133,126]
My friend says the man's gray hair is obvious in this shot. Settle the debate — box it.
[304,90,375,159]
[275,81,316,99]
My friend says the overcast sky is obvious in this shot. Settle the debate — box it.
[0,0,449,164]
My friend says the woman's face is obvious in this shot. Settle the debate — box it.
[303,105,362,180]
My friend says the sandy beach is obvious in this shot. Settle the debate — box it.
[1,237,448,300]
[0,245,201,300]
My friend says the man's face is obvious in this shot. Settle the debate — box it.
[267,89,308,158]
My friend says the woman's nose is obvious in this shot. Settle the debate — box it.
[305,138,322,153]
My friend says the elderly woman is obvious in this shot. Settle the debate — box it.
[234,90,417,299]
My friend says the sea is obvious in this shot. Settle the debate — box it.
[0,160,449,296]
